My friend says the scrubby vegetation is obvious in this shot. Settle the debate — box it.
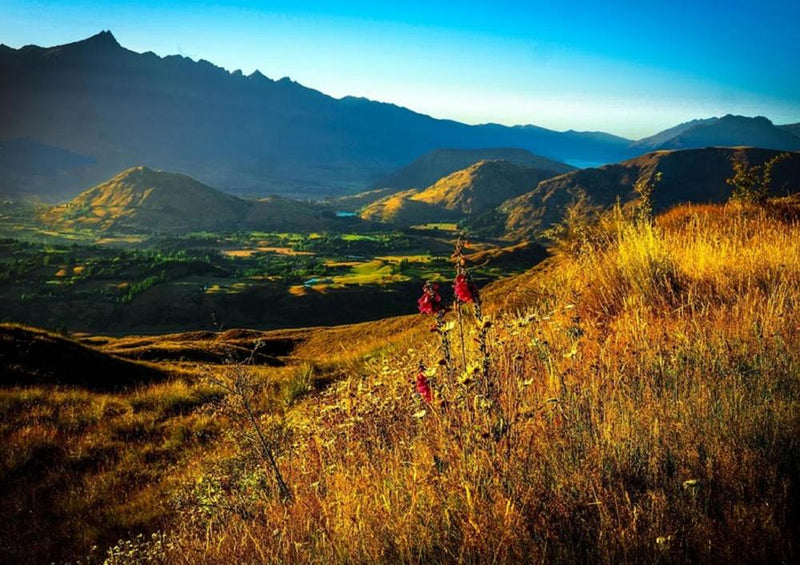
[170,199,800,563]
[3,198,800,563]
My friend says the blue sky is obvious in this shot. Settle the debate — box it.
[1,0,798,138]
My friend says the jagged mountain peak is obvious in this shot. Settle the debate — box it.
[83,30,119,47]
[57,30,122,53]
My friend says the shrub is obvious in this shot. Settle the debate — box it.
[727,152,791,204]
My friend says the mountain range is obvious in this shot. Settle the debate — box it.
[632,115,800,152]
[2,31,799,202]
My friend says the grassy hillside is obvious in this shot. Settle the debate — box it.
[0,316,426,564]
[0,324,169,388]
[496,147,800,239]
[43,166,250,232]
[3,199,800,563]
[171,199,800,563]
[361,160,556,224]
[372,147,575,191]
[41,166,365,233]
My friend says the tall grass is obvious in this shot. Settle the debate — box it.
[0,380,221,564]
[3,200,799,563]
[168,201,800,564]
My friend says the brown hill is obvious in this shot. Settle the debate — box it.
[361,160,559,224]
[497,147,800,239]
[0,323,168,389]
[43,166,248,231]
[359,189,451,225]
[42,166,365,232]
[372,147,575,190]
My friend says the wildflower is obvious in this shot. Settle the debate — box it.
[453,273,473,303]
[415,371,433,403]
[417,282,443,315]
[682,479,700,490]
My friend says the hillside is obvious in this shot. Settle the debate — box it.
[0,324,169,388]
[3,200,800,562]
[0,32,631,200]
[44,166,249,231]
[779,122,800,138]
[42,166,360,233]
[633,114,800,151]
[495,147,800,239]
[361,160,560,224]
[372,147,575,190]
[0,138,97,200]
[177,199,800,563]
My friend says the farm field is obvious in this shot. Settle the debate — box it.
[0,207,543,334]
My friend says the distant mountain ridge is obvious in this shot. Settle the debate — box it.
[635,115,800,151]
[2,32,799,203]
[0,138,97,199]
[372,147,574,190]
[0,31,631,201]
[779,123,800,138]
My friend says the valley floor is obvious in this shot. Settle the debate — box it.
[0,212,542,334]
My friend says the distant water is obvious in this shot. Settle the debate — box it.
[564,160,605,169]
[336,211,358,217]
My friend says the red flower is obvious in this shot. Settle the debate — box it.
[453,273,473,303]
[415,372,433,403]
[418,283,442,315]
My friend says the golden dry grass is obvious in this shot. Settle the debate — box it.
[4,200,800,563]
[0,315,426,563]
[165,201,800,564]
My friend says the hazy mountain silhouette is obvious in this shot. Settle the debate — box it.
[779,123,800,138]
[494,147,800,239]
[0,138,96,199]
[633,115,800,151]
[0,32,631,200]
